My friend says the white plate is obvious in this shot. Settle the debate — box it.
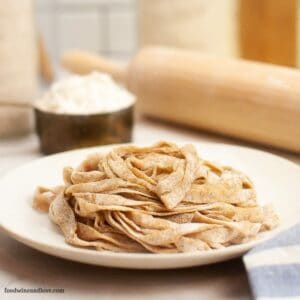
[0,142,299,269]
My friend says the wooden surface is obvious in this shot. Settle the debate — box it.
[239,0,297,67]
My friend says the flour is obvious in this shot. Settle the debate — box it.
[36,72,135,114]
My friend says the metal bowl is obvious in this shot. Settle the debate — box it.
[35,105,134,154]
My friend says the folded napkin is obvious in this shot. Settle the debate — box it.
[243,224,300,300]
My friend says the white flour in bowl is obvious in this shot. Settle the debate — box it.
[35,72,135,115]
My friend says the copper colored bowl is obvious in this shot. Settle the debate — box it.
[35,105,134,155]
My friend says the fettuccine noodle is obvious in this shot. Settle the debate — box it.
[33,141,278,253]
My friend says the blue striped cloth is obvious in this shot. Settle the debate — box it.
[243,223,300,300]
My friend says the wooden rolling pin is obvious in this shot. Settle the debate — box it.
[62,47,300,153]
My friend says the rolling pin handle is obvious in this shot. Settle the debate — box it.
[61,50,127,83]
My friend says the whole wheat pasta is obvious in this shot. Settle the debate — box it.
[33,141,279,253]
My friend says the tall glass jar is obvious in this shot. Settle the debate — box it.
[137,0,238,57]
[0,0,38,136]
[137,0,299,67]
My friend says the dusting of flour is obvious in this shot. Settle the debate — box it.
[35,72,135,114]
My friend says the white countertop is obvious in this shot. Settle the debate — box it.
[1,118,299,300]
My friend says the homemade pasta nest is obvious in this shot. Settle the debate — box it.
[33,141,278,253]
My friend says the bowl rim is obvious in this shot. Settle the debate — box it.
[33,103,135,117]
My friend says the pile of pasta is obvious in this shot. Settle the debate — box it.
[33,141,278,253]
